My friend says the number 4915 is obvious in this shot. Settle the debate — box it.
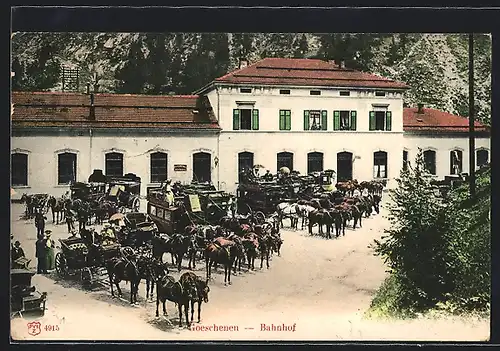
[44,325,60,332]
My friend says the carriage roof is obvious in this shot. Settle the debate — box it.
[58,237,87,248]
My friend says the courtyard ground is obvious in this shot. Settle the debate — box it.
[10,201,489,341]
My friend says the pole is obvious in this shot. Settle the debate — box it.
[468,33,476,199]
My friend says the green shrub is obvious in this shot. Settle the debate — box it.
[370,149,491,316]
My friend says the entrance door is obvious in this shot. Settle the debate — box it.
[193,152,211,183]
[337,152,353,181]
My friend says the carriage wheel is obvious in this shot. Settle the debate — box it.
[132,197,140,212]
[55,253,68,278]
[81,267,93,285]
[254,211,266,224]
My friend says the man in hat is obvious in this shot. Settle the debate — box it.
[34,210,47,238]
[12,241,26,265]
[44,230,55,271]
[263,170,274,181]
[35,235,47,274]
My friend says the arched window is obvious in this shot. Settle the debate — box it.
[105,152,124,177]
[150,152,168,183]
[477,149,489,168]
[373,151,388,178]
[11,153,28,186]
[277,152,294,172]
[238,152,254,182]
[307,152,324,174]
[449,149,463,175]
[423,150,436,175]
[193,152,211,183]
[58,152,77,185]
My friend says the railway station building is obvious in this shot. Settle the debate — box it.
[11,58,490,197]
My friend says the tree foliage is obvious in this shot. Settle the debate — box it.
[371,149,491,316]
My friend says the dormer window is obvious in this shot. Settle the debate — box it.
[240,88,252,93]
[310,90,321,96]
[339,91,350,97]
[280,89,291,95]
[375,91,386,97]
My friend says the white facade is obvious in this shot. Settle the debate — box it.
[403,134,491,179]
[11,83,490,197]
[208,85,405,193]
[11,131,219,198]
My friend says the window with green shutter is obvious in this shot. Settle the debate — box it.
[279,110,285,130]
[350,111,357,131]
[303,110,310,130]
[321,110,328,130]
[369,111,376,131]
[333,111,340,131]
[385,111,392,131]
[233,109,240,130]
[279,110,291,131]
[285,110,291,130]
[252,109,260,130]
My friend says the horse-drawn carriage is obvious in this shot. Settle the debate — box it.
[147,182,233,234]
[119,212,158,248]
[10,269,47,318]
[70,182,107,202]
[103,175,141,212]
[55,236,121,285]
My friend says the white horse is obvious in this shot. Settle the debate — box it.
[295,204,316,230]
[276,202,299,229]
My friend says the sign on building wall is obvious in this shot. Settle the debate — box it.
[174,164,187,172]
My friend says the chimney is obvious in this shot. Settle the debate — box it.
[89,93,95,120]
[239,58,248,69]
[86,83,90,94]
[340,61,346,69]
[417,103,424,114]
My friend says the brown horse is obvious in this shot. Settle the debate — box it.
[48,196,66,224]
[205,238,236,285]
[105,247,141,305]
[179,271,210,324]
[155,274,198,327]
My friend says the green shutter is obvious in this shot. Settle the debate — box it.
[279,110,285,130]
[385,111,392,131]
[350,111,357,131]
[321,110,328,130]
[233,109,240,130]
[369,111,376,131]
[252,109,259,130]
[333,110,340,130]
[285,110,291,130]
[303,110,310,130]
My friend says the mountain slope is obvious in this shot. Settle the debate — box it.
[10,33,491,124]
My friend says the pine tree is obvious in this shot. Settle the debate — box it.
[293,34,309,58]
[144,34,171,94]
[115,40,147,93]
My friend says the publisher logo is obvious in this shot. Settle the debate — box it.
[27,321,42,336]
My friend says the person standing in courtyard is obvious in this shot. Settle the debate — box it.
[35,236,47,274]
[45,230,55,271]
[65,208,75,234]
[34,210,47,238]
